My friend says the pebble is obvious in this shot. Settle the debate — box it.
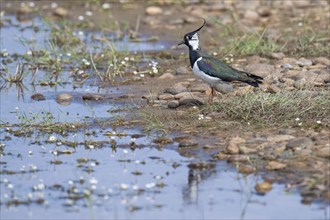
[168,100,179,109]
[267,84,281,93]
[281,63,293,70]
[255,181,272,193]
[245,63,275,78]
[296,58,313,67]
[257,6,271,17]
[31,93,46,101]
[267,135,295,143]
[190,83,209,93]
[238,165,255,174]
[179,97,204,106]
[315,147,330,158]
[214,83,234,94]
[158,73,175,80]
[174,92,201,100]
[178,140,198,148]
[294,78,307,89]
[164,86,188,95]
[244,10,259,22]
[266,161,287,170]
[82,94,104,101]
[158,93,174,100]
[175,66,191,75]
[270,52,285,60]
[145,6,163,16]
[225,137,246,154]
[56,93,72,105]
[54,7,68,17]
[313,57,330,66]
[286,137,313,151]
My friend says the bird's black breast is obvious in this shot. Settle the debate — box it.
[189,49,201,68]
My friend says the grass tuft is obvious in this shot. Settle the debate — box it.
[208,90,330,127]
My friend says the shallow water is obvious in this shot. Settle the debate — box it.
[0,14,329,219]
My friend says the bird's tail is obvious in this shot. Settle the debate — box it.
[240,70,263,87]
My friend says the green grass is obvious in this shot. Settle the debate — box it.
[212,18,330,57]
[208,90,330,127]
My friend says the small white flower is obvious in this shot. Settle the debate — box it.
[68,180,74,185]
[132,185,139,190]
[124,57,129,61]
[316,120,321,124]
[89,177,98,185]
[198,114,204,120]
[145,182,156,189]
[140,74,145,78]
[298,122,302,126]
[133,71,138,75]
[123,149,128,154]
[85,11,93,16]
[120,183,129,190]
[135,160,140,164]
[66,53,71,57]
[78,15,84,21]
[50,2,58,9]
[88,145,94,149]
[27,50,32,55]
[28,150,33,155]
[7,184,14,189]
[295,117,300,121]
[28,2,35,7]
[121,60,126,65]
[38,183,45,190]
[78,31,84,36]
[90,162,96,167]
[102,3,111,9]
[48,136,56,142]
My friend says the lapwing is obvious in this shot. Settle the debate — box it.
[178,19,263,103]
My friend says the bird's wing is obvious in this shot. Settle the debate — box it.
[196,56,263,86]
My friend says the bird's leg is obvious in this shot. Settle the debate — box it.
[208,87,215,104]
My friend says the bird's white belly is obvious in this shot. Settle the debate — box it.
[192,58,221,87]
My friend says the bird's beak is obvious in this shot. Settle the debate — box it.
[178,41,184,46]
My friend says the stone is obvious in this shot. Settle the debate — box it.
[158,93,174,100]
[314,57,330,66]
[255,181,272,193]
[175,66,191,75]
[294,78,307,89]
[179,97,204,106]
[267,135,295,143]
[244,10,259,21]
[266,161,287,170]
[164,86,188,95]
[238,165,255,174]
[239,146,257,154]
[158,73,175,80]
[245,63,275,78]
[225,137,246,154]
[31,93,46,101]
[174,92,201,100]
[56,93,72,106]
[214,83,234,93]
[316,146,330,158]
[257,6,271,17]
[145,6,163,16]
[286,137,313,151]
[296,58,313,67]
[168,100,179,109]
[270,52,285,60]
[178,140,198,148]
[267,84,281,93]
[281,63,293,70]
[190,83,209,93]
[54,7,69,17]
[82,94,104,101]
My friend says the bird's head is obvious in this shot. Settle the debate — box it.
[178,19,206,50]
